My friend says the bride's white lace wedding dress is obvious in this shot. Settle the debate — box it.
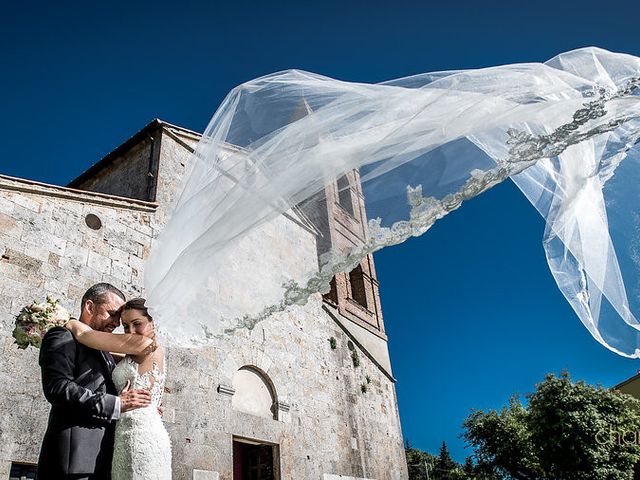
[111,354,172,479]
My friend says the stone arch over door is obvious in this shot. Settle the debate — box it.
[218,348,291,422]
[232,366,278,419]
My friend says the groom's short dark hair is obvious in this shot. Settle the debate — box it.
[81,283,126,310]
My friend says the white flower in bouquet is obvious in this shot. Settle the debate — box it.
[13,296,73,349]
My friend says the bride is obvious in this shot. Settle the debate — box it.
[65,298,172,480]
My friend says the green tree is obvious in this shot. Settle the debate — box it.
[405,440,437,480]
[462,371,640,479]
[460,455,501,479]
[434,441,460,478]
[462,457,476,478]
[437,441,457,470]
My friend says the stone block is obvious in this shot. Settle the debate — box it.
[110,260,132,283]
[62,242,90,268]
[20,229,66,255]
[48,252,61,266]
[0,195,15,214]
[1,248,42,272]
[68,283,90,305]
[44,277,68,295]
[13,194,41,213]
[87,251,111,274]
[0,212,22,238]
[102,221,132,252]
[23,243,50,262]
[128,252,144,272]
[0,262,43,289]
[122,219,153,239]
[53,214,83,242]
[63,201,84,215]
[128,282,143,297]
[0,461,10,478]
[81,233,110,257]
[108,245,130,265]
[193,470,219,480]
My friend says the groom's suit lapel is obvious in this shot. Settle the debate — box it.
[71,327,114,374]
[96,349,117,394]
[99,350,115,373]
[82,343,114,375]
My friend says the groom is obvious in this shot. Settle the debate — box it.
[37,283,152,480]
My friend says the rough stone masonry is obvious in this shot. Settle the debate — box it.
[0,119,409,480]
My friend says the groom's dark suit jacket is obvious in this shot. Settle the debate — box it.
[37,326,118,480]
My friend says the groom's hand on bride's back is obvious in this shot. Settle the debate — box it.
[119,380,152,412]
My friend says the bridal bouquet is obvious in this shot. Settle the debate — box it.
[13,296,72,349]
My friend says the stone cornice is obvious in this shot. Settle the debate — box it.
[0,174,158,212]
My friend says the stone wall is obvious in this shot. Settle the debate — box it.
[0,122,408,479]
[71,139,157,202]
[163,297,406,479]
[0,175,156,475]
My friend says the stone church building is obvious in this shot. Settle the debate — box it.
[0,120,408,480]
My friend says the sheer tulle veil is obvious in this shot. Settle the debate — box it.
[144,47,640,358]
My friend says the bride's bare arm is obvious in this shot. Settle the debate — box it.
[65,320,153,355]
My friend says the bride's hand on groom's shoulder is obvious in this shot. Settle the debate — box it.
[119,380,152,412]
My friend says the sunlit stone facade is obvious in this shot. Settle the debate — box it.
[0,120,408,480]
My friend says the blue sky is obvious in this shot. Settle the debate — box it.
[2,0,640,463]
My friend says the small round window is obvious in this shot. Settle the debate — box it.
[85,213,102,230]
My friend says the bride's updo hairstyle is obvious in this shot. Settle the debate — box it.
[121,298,153,322]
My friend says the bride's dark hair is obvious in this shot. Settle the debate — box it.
[121,298,153,322]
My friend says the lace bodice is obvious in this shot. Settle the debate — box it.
[112,355,166,408]
[110,353,171,479]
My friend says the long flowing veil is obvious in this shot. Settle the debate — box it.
[144,47,640,357]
